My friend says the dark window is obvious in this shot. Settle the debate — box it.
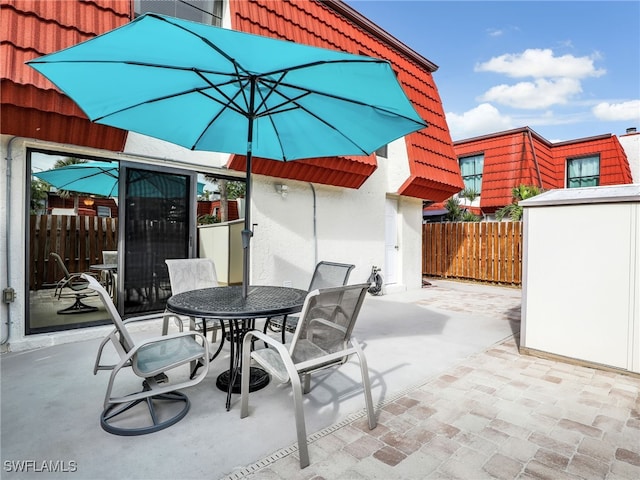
[567,155,599,188]
[459,154,484,193]
[134,0,223,26]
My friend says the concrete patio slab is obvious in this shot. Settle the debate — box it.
[3,279,635,479]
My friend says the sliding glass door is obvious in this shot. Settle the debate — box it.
[119,163,197,317]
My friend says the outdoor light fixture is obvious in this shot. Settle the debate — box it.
[275,184,288,198]
[83,197,95,206]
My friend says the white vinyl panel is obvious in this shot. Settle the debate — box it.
[523,203,633,369]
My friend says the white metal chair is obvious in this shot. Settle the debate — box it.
[87,274,210,436]
[263,261,355,342]
[241,283,376,468]
[163,258,226,360]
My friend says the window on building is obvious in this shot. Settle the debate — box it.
[375,144,388,158]
[459,154,484,193]
[134,0,223,26]
[567,155,600,188]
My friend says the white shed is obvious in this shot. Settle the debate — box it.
[520,184,640,374]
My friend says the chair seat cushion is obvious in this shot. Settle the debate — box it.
[135,336,205,376]
[252,339,342,383]
[251,348,290,383]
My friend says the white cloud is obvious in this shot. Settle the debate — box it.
[446,103,514,140]
[592,100,640,121]
[480,78,583,109]
[487,28,503,37]
[475,48,605,79]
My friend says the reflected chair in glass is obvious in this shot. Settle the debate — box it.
[241,283,376,468]
[87,274,210,435]
[101,250,118,299]
[263,261,355,343]
[49,252,100,314]
[163,258,226,361]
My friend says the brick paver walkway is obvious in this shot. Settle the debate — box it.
[231,336,640,479]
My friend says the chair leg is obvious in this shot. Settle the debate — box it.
[100,390,191,436]
[290,373,310,468]
[301,373,311,394]
[56,295,99,315]
[353,338,377,430]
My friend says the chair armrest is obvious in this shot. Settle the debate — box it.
[244,329,289,353]
[134,330,209,351]
[308,317,348,334]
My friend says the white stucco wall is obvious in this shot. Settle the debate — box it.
[619,131,640,183]
[1,132,424,352]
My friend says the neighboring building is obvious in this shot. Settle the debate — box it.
[425,126,633,220]
[1,0,463,350]
[197,199,240,222]
[618,127,640,183]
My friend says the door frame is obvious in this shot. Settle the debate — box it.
[117,161,198,314]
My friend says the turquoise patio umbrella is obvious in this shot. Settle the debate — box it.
[33,161,206,198]
[26,13,428,296]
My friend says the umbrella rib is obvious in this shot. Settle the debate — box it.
[150,13,252,76]
[194,69,251,118]
[92,85,213,122]
[258,58,387,79]
[259,77,428,127]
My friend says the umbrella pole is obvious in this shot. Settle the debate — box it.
[241,79,257,299]
[241,149,252,299]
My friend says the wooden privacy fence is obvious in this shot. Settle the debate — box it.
[423,222,522,285]
[30,215,118,290]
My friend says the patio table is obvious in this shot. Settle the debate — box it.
[166,285,307,410]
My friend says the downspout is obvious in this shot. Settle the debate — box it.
[526,129,544,188]
[2,136,20,345]
[309,183,317,266]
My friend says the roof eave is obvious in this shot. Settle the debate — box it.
[322,0,439,72]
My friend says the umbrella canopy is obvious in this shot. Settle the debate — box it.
[33,161,205,198]
[26,13,428,296]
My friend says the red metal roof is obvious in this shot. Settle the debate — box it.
[454,127,633,213]
[1,0,130,151]
[228,154,376,189]
[228,0,462,200]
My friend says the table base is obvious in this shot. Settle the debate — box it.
[216,367,270,394]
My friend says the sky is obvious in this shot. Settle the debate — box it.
[345,0,640,142]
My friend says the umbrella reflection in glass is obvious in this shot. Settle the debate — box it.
[33,160,205,198]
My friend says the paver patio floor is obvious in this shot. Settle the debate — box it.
[237,336,640,479]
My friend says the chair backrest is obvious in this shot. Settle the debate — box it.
[102,251,117,264]
[165,258,218,295]
[82,274,135,352]
[289,283,369,363]
[50,252,71,279]
[308,261,355,291]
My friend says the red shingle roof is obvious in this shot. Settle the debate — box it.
[453,127,633,213]
[4,0,462,200]
[1,0,130,151]
[228,0,462,200]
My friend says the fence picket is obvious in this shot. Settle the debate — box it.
[29,215,119,290]
[423,221,522,286]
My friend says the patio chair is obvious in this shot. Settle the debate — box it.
[163,258,226,360]
[263,261,355,343]
[241,283,376,468]
[49,252,100,314]
[86,274,210,436]
[101,250,118,299]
